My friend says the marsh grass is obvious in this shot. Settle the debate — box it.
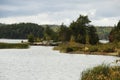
[53,42,84,53]
[0,43,29,49]
[54,42,120,56]
[81,64,120,80]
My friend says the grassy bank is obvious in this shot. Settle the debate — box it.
[0,43,29,49]
[81,64,120,80]
[53,42,120,56]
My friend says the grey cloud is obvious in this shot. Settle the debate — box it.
[0,0,93,17]
[0,0,120,26]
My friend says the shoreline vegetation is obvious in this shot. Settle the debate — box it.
[81,63,120,80]
[53,42,120,57]
[0,15,120,57]
[0,42,29,49]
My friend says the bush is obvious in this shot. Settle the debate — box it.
[54,42,118,55]
[28,33,34,43]
[88,46,98,52]
[81,64,120,80]
[65,47,73,52]
[102,45,115,52]
[95,43,115,53]
[58,42,85,53]
[116,42,120,48]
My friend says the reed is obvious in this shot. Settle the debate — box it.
[81,64,120,80]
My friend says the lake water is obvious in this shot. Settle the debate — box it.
[0,39,119,80]
[99,39,109,44]
[0,39,27,43]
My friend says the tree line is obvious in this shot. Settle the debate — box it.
[28,15,99,45]
[0,23,44,39]
[58,15,99,45]
[0,15,119,45]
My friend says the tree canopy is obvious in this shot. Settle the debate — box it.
[109,20,120,42]
[58,24,71,42]
[0,23,44,39]
[69,15,98,44]
[0,15,101,45]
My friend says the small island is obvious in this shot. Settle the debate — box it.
[0,42,29,49]
[53,15,120,57]
[0,15,120,56]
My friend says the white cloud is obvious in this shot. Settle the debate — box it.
[1,9,119,26]
[0,9,97,25]
[92,17,120,26]
[0,14,52,24]
[0,0,120,26]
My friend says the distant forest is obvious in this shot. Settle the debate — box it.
[0,23,112,40]
[96,27,113,40]
[0,23,59,39]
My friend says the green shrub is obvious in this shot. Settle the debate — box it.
[54,42,119,55]
[65,47,73,52]
[88,46,98,52]
[116,42,120,48]
[96,43,115,53]
[102,45,115,52]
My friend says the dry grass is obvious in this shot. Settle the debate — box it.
[53,42,120,56]
[81,64,120,80]
[0,43,29,49]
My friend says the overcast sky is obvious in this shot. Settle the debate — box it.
[0,0,120,26]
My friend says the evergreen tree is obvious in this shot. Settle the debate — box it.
[117,20,120,29]
[58,24,71,42]
[88,26,99,45]
[69,15,91,44]
[0,23,44,39]
[28,33,34,43]
[44,26,53,40]
[109,21,120,42]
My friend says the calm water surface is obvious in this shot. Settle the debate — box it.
[0,39,119,80]
[0,39,27,43]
